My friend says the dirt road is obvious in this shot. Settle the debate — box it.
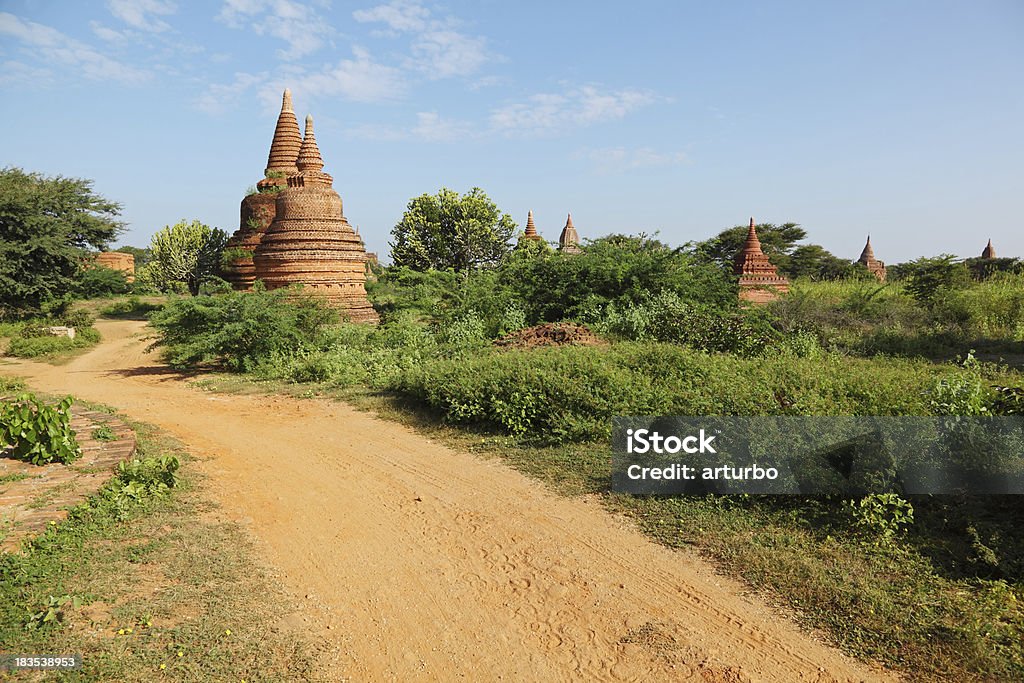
[3,320,894,682]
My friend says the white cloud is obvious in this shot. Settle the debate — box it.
[0,12,150,84]
[0,60,54,87]
[353,0,428,32]
[411,111,473,142]
[196,71,263,114]
[342,111,474,142]
[353,0,490,79]
[107,0,177,33]
[490,86,660,136]
[285,47,406,103]
[577,146,690,174]
[90,21,127,42]
[218,0,334,60]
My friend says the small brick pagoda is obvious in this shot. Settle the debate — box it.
[558,213,582,254]
[252,115,378,323]
[223,89,302,290]
[982,239,996,259]
[857,236,886,281]
[94,251,135,282]
[734,217,789,304]
[521,210,543,241]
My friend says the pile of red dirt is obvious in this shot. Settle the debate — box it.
[494,323,604,349]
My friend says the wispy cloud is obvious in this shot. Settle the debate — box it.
[354,0,491,79]
[217,0,335,60]
[107,0,177,33]
[0,12,150,84]
[576,146,690,174]
[343,111,473,142]
[490,86,661,136]
[196,71,263,114]
[284,47,406,103]
[0,59,55,87]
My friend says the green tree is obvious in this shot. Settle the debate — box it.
[114,245,152,268]
[893,255,971,308]
[692,222,806,274]
[148,219,229,296]
[390,187,516,272]
[788,244,861,280]
[0,167,123,317]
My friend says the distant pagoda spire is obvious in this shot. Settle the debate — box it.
[734,217,789,304]
[558,213,582,254]
[522,210,542,240]
[857,235,887,282]
[982,238,996,259]
[260,88,302,188]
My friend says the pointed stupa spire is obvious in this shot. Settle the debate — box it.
[734,216,789,302]
[860,235,875,261]
[982,239,996,259]
[558,212,581,254]
[522,210,541,240]
[263,88,302,179]
[296,114,324,173]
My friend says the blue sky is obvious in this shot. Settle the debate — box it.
[1,0,1021,264]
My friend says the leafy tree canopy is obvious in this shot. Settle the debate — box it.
[691,221,858,280]
[0,166,123,317]
[147,219,229,296]
[390,187,516,272]
[114,245,152,268]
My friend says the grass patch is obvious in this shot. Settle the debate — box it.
[5,328,101,361]
[0,413,326,681]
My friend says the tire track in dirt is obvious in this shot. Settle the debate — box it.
[2,320,897,682]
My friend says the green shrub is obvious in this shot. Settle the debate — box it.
[148,287,337,371]
[393,343,939,443]
[598,290,780,356]
[6,327,101,358]
[78,266,129,298]
[99,296,162,319]
[0,393,81,465]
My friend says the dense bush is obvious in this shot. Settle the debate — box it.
[393,343,944,443]
[596,290,780,356]
[148,287,337,372]
[78,266,130,298]
[6,327,101,358]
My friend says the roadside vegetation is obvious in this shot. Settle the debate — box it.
[0,403,325,682]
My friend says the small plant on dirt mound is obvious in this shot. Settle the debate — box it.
[494,322,603,348]
[0,393,81,465]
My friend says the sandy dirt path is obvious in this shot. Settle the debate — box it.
[2,320,895,682]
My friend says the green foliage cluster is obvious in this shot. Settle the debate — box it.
[6,326,101,359]
[770,275,1024,357]
[98,296,163,319]
[394,344,940,444]
[0,167,123,318]
[0,394,81,465]
[690,221,861,280]
[390,187,517,272]
[147,219,229,296]
[78,265,130,298]
[148,286,337,372]
[597,290,778,356]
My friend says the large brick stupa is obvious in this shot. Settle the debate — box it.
[733,218,789,304]
[223,89,302,290]
[252,115,378,323]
